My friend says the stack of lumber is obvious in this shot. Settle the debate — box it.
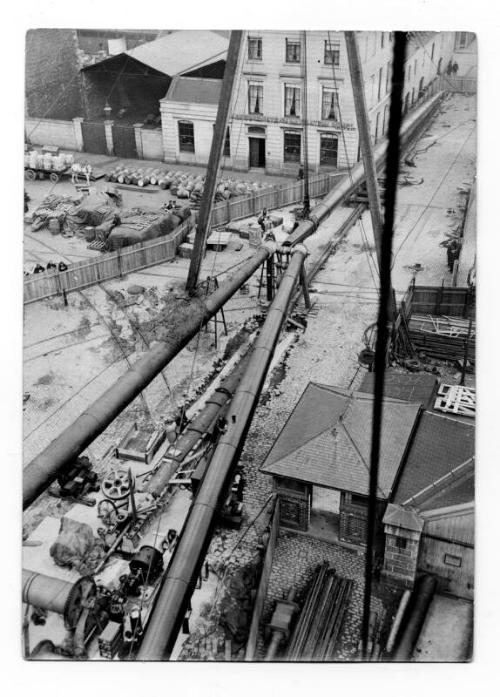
[408,314,475,361]
[285,563,353,661]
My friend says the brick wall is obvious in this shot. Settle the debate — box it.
[25,118,79,150]
[25,29,83,119]
[383,525,421,588]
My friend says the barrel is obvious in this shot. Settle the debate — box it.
[84,226,95,242]
[48,218,60,236]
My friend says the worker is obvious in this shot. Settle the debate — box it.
[446,60,453,76]
[297,164,304,181]
[452,61,459,75]
[33,263,45,274]
[83,162,92,187]
[46,261,57,271]
[58,261,68,272]
[257,208,268,234]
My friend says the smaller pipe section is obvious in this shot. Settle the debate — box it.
[392,575,437,661]
[144,354,251,497]
[385,589,411,654]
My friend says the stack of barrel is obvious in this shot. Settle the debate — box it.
[285,563,353,661]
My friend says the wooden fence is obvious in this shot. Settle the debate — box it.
[23,221,191,304]
[438,75,477,94]
[210,171,345,228]
[24,170,345,304]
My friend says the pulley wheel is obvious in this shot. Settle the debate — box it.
[101,469,132,501]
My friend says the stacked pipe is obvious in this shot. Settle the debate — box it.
[285,563,353,661]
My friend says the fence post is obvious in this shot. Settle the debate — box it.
[117,247,123,278]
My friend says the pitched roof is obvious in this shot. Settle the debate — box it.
[260,383,421,499]
[393,411,475,507]
[358,370,438,409]
[165,76,222,106]
[383,503,424,533]
[109,30,228,77]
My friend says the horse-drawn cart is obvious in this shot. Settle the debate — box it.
[24,163,72,183]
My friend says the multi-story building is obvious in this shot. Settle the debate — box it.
[161,30,457,175]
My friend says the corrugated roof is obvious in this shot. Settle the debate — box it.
[126,30,228,76]
[358,370,438,409]
[166,76,222,105]
[393,412,475,506]
[260,383,421,499]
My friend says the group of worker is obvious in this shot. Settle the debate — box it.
[24,260,69,276]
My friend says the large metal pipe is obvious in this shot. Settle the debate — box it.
[138,246,308,660]
[285,92,443,247]
[144,353,251,497]
[22,570,74,616]
[23,243,274,510]
[22,570,95,629]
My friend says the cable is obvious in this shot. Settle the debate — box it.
[361,30,406,660]
[328,32,381,294]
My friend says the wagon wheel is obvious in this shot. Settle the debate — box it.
[25,169,36,181]
[97,498,119,526]
[101,469,132,501]
[49,172,60,183]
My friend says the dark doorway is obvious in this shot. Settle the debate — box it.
[249,137,265,168]
[81,121,107,155]
[112,124,137,158]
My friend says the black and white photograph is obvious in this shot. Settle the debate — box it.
[9,2,495,681]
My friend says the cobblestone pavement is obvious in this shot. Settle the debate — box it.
[258,530,384,661]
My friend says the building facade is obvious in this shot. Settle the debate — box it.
[161,30,456,175]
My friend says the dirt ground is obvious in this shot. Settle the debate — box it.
[22,92,476,659]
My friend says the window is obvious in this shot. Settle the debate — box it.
[286,38,301,63]
[414,59,417,75]
[351,493,368,507]
[431,42,435,60]
[394,536,407,550]
[178,121,194,153]
[385,61,391,93]
[324,40,340,66]
[283,131,301,163]
[455,32,469,50]
[319,133,338,166]
[444,553,462,568]
[248,36,262,60]
[284,85,301,117]
[321,87,339,121]
[369,74,375,105]
[377,67,383,101]
[248,83,263,114]
[407,65,411,82]
[381,32,385,49]
[224,127,230,157]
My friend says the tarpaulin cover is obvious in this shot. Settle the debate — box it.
[49,517,95,571]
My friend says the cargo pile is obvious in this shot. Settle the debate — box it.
[104,167,273,204]
[25,150,74,172]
